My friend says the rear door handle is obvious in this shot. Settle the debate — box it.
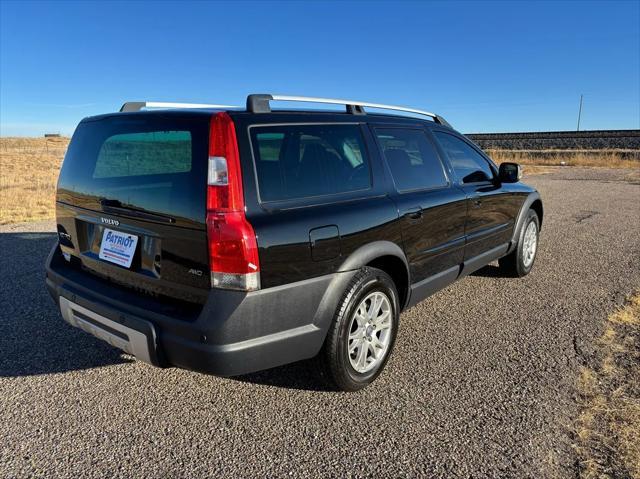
[472,197,482,208]
[406,207,423,220]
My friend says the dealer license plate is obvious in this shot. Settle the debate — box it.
[98,228,139,268]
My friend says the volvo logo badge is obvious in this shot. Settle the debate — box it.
[101,217,120,226]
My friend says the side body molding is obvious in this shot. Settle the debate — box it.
[506,191,543,254]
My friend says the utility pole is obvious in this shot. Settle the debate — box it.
[577,94,583,131]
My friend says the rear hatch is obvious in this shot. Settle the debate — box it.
[56,111,212,308]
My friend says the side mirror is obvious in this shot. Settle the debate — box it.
[498,162,522,183]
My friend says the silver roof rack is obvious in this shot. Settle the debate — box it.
[245,94,451,127]
[120,101,240,113]
[119,96,451,127]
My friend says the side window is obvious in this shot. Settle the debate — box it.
[251,125,371,202]
[433,132,494,184]
[375,128,448,192]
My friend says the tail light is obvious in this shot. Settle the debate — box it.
[206,112,260,291]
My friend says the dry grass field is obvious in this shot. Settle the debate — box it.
[487,149,640,168]
[574,293,640,479]
[0,137,638,225]
[0,137,68,224]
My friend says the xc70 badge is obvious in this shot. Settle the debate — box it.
[101,217,120,226]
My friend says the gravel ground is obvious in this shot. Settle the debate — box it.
[1,168,639,478]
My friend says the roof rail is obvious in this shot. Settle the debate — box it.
[120,101,239,113]
[245,94,451,127]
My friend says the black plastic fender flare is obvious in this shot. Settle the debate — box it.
[310,241,410,342]
[338,241,409,277]
[507,191,543,254]
[341,241,410,306]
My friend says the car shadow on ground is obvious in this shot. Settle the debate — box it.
[1,229,500,390]
[0,230,326,390]
[0,232,131,378]
[471,264,505,278]
[233,357,337,392]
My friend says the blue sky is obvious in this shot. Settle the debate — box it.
[1,0,638,136]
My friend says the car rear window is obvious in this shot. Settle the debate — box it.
[57,115,209,226]
[250,124,371,202]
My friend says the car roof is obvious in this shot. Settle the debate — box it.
[82,108,455,132]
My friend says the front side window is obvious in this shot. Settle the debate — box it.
[375,128,448,192]
[433,132,494,184]
[251,124,371,202]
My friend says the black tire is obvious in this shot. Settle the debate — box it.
[498,209,540,277]
[321,267,400,392]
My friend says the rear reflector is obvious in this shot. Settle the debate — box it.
[206,112,260,291]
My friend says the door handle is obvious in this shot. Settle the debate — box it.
[406,207,423,220]
[472,197,482,208]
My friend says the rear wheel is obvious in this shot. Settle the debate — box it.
[322,267,399,391]
[498,209,540,277]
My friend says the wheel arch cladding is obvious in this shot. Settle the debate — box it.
[513,192,543,240]
[338,241,410,310]
[530,198,543,230]
[365,256,409,310]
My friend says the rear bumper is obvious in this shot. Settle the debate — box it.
[59,296,159,365]
[46,244,353,376]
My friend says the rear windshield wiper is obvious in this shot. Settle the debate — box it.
[100,198,176,224]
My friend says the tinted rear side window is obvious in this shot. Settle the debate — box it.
[375,128,448,192]
[250,124,370,202]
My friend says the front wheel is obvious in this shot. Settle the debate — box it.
[498,209,540,277]
[321,267,400,391]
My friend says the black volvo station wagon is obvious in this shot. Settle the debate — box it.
[46,94,543,391]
